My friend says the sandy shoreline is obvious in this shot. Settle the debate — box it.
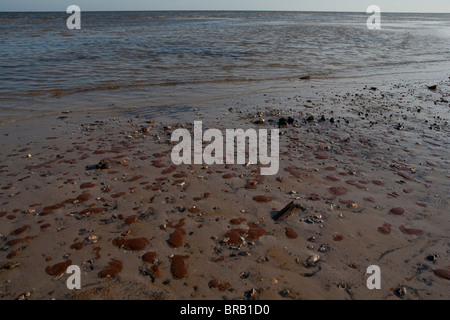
[0,77,449,300]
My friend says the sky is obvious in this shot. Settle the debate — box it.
[0,0,449,13]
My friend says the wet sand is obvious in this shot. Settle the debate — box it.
[0,78,449,300]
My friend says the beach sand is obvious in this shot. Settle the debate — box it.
[0,78,449,300]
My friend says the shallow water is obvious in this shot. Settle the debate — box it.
[0,11,449,115]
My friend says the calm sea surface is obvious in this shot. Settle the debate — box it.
[0,11,449,112]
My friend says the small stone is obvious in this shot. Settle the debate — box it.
[96,159,111,170]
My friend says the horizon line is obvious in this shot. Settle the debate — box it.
[1,9,449,14]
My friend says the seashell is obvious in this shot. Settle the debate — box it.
[0,262,20,270]
[337,281,347,290]
[396,287,407,297]
[245,288,259,300]
[306,254,320,267]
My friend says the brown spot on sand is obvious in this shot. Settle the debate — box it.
[333,234,344,241]
[162,165,177,174]
[126,238,149,250]
[208,279,231,292]
[328,186,348,196]
[10,225,30,236]
[70,242,84,250]
[226,228,247,246]
[246,227,266,241]
[153,152,167,158]
[79,207,105,215]
[284,166,302,178]
[127,175,143,182]
[378,223,392,235]
[416,201,427,208]
[171,171,188,179]
[142,252,157,263]
[92,247,101,259]
[152,160,166,168]
[76,193,91,202]
[230,218,246,225]
[40,223,51,230]
[426,160,437,167]
[399,225,424,235]
[7,250,18,259]
[150,265,161,277]
[5,236,32,247]
[397,170,413,181]
[253,195,272,203]
[372,180,385,186]
[211,256,225,262]
[309,194,321,201]
[345,180,366,189]
[111,192,126,199]
[390,207,405,215]
[188,207,201,213]
[325,175,341,182]
[45,259,72,276]
[80,182,96,189]
[285,227,298,239]
[167,218,186,248]
[43,203,64,212]
[222,173,235,179]
[124,215,138,225]
[98,260,123,278]
[315,153,329,160]
[245,181,258,189]
[170,255,189,279]
[102,187,112,193]
[168,229,185,248]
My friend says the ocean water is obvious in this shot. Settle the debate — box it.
[0,11,449,113]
